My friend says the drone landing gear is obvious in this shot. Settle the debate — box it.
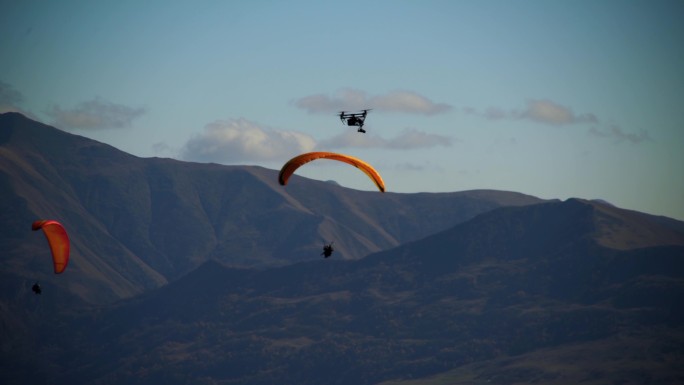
[357,128,366,133]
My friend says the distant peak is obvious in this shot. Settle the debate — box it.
[590,198,615,207]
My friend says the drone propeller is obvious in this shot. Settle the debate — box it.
[338,112,346,124]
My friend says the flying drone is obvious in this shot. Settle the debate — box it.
[338,109,371,133]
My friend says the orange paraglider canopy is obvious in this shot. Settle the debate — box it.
[278,151,385,192]
[32,220,70,274]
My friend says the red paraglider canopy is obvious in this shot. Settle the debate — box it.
[32,220,70,274]
[278,151,385,192]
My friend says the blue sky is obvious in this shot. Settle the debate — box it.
[2,0,683,220]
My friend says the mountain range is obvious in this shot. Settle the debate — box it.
[0,112,544,304]
[1,112,683,384]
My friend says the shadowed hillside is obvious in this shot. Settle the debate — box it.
[3,198,682,385]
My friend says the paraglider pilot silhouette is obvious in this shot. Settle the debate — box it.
[321,242,334,258]
[278,153,383,262]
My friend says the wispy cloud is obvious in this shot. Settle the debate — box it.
[588,125,651,144]
[0,81,41,119]
[522,99,597,125]
[181,118,316,163]
[394,162,428,172]
[318,129,453,150]
[463,99,597,125]
[0,80,23,106]
[370,90,452,115]
[0,80,26,114]
[294,89,452,115]
[47,97,146,129]
[152,141,176,158]
[464,98,650,145]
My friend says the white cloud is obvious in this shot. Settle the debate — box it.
[294,89,452,115]
[47,97,146,129]
[318,129,452,150]
[181,118,316,163]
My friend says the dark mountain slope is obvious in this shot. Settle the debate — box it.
[8,198,682,385]
[377,330,684,385]
[0,112,551,382]
[1,112,545,305]
[371,197,684,277]
[0,113,166,304]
